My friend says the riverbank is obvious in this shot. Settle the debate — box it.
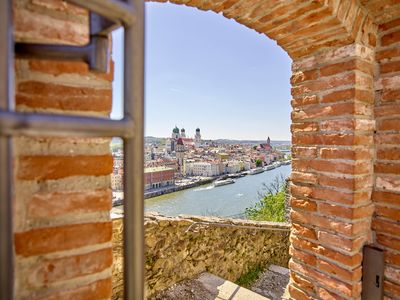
[112,177,215,206]
[144,177,214,199]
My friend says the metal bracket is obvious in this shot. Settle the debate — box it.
[362,245,384,300]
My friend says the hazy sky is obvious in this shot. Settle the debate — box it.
[111,2,292,141]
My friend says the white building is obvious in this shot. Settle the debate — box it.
[185,161,220,177]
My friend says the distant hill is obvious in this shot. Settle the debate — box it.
[213,139,291,146]
[143,136,290,146]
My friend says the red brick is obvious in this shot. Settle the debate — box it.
[28,60,114,82]
[291,73,356,97]
[291,102,370,121]
[292,95,319,107]
[291,171,318,185]
[318,231,367,252]
[385,251,400,266]
[318,259,362,281]
[377,234,400,251]
[382,31,400,47]
[289,283,316,300]
[29,0,87,16]
[321,88,355,103]
[291,198,318,212]
[318,174,372,191]
[289,260,361,298]
[36,278,112,300]
[373,218,400,236]
[290,184,313,198]
[317,287,346,300]
[291,272,315,293]
[28,189,112,218]
[291,147,318,158]
[379,18,400,32]
[291,122,319,133]
[375,133,400,145]
[290,235,319,252]
[293,159,371,176]
[375,162,400,174]
[375,104,400,117]
[377,48,400,62]
[14,222,112,257]
[377,148,400,160]
[292,223,317,240]
[319,148,372,160]
[312,187,370,205]
[319,203,374,220]
[382,88,400,102]
[291,210,369,237]
[375,205,400,222]
[291,69,319,85]
[16,81,112,112]
[293,133,373,146]
[28,248,112,286]
[17,155,113,180]
[381,60,400,74]
[290,246,317,267]
[378,119,400,131]
[373,190,400,206]
[316,246,363,268]
[384,280,400,298]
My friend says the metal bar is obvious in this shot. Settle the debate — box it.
[15,38,110,73]
[123,0,144,298]
[0,111,134,138]
[0,0,14,299]
[67,0,136,26]
[15,43,90,62]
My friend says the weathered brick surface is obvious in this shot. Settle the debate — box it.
[374,15,400,299]
[13,1,113,299]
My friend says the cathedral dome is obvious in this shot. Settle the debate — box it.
[196,128,200,132]
[172,126,179,134]
[181,128,185,132]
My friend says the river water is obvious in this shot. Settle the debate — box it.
[144,165,291,218]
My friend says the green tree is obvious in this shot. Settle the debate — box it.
[255,158,263,167]
[245,175,287,222]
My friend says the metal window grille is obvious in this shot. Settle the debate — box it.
[0,0,144,299]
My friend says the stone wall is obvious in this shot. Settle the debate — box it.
[112,213,290,299]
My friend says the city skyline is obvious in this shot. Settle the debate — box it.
[111,2,292,140]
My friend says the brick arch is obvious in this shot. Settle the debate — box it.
[149,0,376,59]
[148,1,378,299]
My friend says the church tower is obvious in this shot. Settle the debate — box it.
[180,128,186,138]
[172,126,180,139]
[195,128,201,148]
[176,138,185,174]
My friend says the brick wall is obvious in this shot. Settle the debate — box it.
[13,1,114,299]
[289,43,375,300]
[374,17,400,299]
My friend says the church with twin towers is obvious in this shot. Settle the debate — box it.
[165,126,202,153]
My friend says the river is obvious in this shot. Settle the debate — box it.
[143,165,291,218]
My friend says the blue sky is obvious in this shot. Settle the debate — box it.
[111,2,292,141]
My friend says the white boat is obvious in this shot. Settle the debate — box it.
[249,167,265,175]
[264,164,276,171]
[282,160,291,165]
[214,178,235,187]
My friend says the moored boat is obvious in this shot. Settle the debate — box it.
[249,167,264,175]
[214,178,235,187]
